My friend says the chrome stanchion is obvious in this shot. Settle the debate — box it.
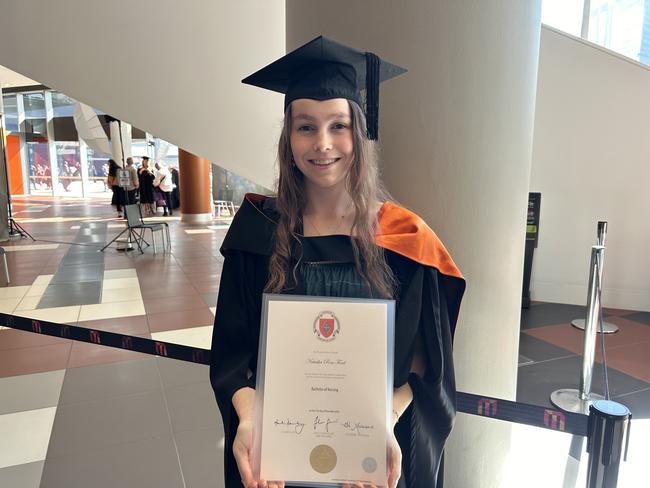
[586,400,631,488]
[572,221,618,334]
[551,246,606,414]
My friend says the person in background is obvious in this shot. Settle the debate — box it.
[107,158,125,218]
[153,162,174,216]
[124,157,139,205]
[170,165,181,211]
[138,156,156,216]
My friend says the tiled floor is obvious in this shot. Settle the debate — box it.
[518,302,650,418]
[0,196,228,487]
[0,196,647,487]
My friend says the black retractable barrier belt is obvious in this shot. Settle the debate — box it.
[456,391,589,437]
[1,312,589,437]
[0,312,210,365]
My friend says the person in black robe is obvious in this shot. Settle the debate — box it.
[107,158,126,218]
[210,37,465,488]
[170,166,181,210]
[138,156,156,216]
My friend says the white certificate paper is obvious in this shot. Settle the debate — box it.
[252,294,395,487]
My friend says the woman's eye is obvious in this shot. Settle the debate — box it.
[332,123,349,130]
[297,125,314,132]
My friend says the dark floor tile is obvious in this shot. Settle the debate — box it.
[0,329,70,350]
[517,355,650,408]
[76,315,149,336]
[521,302,587,330]
[37,282,102,308]
[201,293,218,307]
[175,427,225,488]
[0,369,65,414]
[0,342,72,378]
[60,252,104,266]
[156,357,209,388]
[148,308,215,333]
[624,311,650,326]
[41,435,184,488]
[0,460,44,488]
[59,358,161,405]
[164,381,220,433]
[67,337,151,369]
[46,390,172,458]
[143,294,209,315]
[49,264,103,284]
[519,332,576,363]
[613,387,650,419]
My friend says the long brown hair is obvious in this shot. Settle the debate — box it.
[265,100,396,298]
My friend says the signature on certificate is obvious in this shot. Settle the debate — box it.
[273,418,306,434]
[313,415,338,433]
[342,420,375,436]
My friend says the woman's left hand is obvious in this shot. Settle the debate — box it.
[386,431,402,488]
[341,432,401,488]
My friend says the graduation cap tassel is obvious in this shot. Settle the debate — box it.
[365,52,380,140]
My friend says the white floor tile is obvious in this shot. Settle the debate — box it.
[15,296,42,311]
[103,269,137,279]
[24,285,49,298]
[78,300,145,322]
[100,288,142,304]
[0,298,22,313]
[102,277,140,290]
[14,306,81,324]
[0,407,57,469]
[2,244,59,252]
[0,286,30,299]
[151,325,213,349]
[32,275,54,287]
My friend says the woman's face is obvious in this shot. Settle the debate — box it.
[290,98,354,192]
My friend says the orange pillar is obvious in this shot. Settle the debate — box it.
[178,149,212,223]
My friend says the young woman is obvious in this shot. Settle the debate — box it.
[210,37,465,488]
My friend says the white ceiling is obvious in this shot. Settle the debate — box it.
[0,64,39,88]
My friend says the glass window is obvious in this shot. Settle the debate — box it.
[26,140,52,194]
[23,92,46,119]
[542,0,585,37]
[2,95,19,133]
[589,0,645,61]
[55,142,83,195]
[51,92,75,117]
[85,147,111,195]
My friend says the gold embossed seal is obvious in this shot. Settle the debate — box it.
[309,444,337,473]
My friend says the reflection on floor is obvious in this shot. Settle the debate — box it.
[0,196,647,487]
[518,302,650,419]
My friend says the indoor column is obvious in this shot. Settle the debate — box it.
[178,148,211,224]
[287,2,542,487]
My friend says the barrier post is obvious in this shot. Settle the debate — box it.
[572,221,618,334]
[551,246,605,413]
[586,400,631,488]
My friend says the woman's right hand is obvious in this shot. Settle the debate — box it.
[233,420,285,488]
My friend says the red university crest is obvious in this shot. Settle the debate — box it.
[313,312,340,342]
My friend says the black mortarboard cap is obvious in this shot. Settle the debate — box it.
[242,36,407,140]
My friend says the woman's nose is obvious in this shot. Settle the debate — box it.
[313,130,332,152]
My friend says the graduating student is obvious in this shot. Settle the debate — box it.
[210,36,465,488]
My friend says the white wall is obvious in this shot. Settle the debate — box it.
[0,0,285,189]
[531,26,650,312]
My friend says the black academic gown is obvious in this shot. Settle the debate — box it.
[210,195,465,488]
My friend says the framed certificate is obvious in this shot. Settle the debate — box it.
[252,294,395,487]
